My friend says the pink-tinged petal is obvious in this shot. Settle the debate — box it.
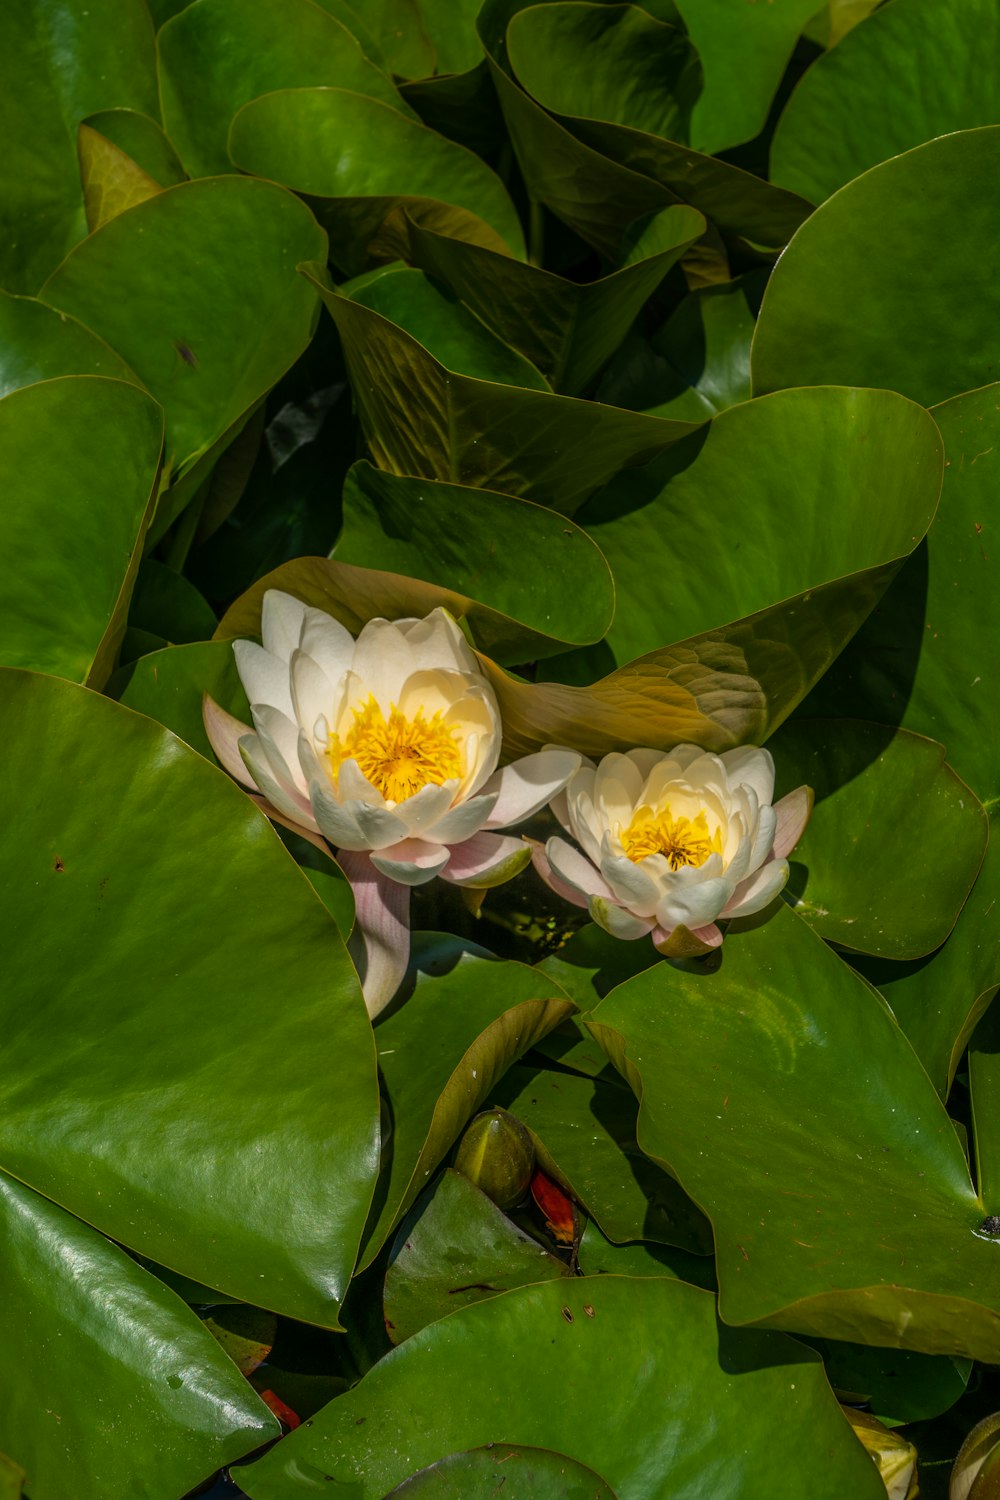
[588,895,655,941]
[422,792,496,845]
[232,639,295,719]
[248,793,331,854]
[202,696,256,789]
[546,836,616,904]
[599,853,660,919]
[530,841,589,910]
[261,590,307,661]
[440,832,531,889]
[370,838,450,887]
[480,749,582,830]
[239,733,318,830]
[772,785,814,860]
[338,850,411,1020]
[652,922,724,958]
[722,858,789,919]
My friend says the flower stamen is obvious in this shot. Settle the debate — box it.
[621,807,722,870]
[328,695,462,804]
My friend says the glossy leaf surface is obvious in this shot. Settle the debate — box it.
[407,206,704,395]
[229,87,525,270]
[772,0,1000,202]
[81,108,187,186]
[358,938,574,1268]
[589,907,1000,1361]
[335,463,615,663]
[0,1171,278,1500]
[42,177,327,472]
[0,670,378,1327]
[382,1445,618,1499]
[159,0,409,177]
[310,274,699,513]
[492,1066,713,1252]
[238,1276,883,1499]
[753,128,1000,406]
[771,720,988,958]
[0,294,134,398]
[383,1169,566,1343]
[0,0,158,292]
[112,639,248,758]
[0,377,162,684]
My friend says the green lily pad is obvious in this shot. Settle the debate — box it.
[0,0,158,293]
[81,108,187,186]
[335,463,615,663]
[576,1221,717,1290]
[308,272,699,514]
[128,559,217,645]
[799,383,1000,809]
[502,2,811,251]
[0,376,162,686]
[800,1336,971,1428]
[158,0,410,178]
[0,1454,22,1500]
[770,720,988,958]
[752,127,1000,405]
[110,638,249,758]
[581,385,942,668]
[0,670,379,1327]
[860,822,1000,1101]
[588,906,1000,1362]
[237,1276,884,1499]
[406,205,705,396]
[595,270,766,420]
[358,936,574,1268]
[383,1169,567,1344]
[771,0,1000,203]
[382,1446,619,1499]
[41,176,327,475]
[77,122,162,230]
[492,1066,713,1252]
[228,86,525,271]
[970,999,1000,1207]
[0,1170,278,1500]
[342,264,551,389]
[0,293,135,399]
[674,0,822,154]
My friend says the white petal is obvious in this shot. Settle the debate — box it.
[721,828,753,887]
[772,786,813,859]
[747,802,777,872]
[588,895,655,941]
[350,618,417,708]
[400,607,480,675]
[594,752,645,821]
[250,703,308,796]
[440,832,531,888]
[203,696,256,789]
[421,793,496,845]
[261,590,308,661]
[624,747,669,782]
[480,749,582,830]
[348,799,411,851]
[338,758,387,808]
[239,733,317,829]
[290,649,336,738]
[600,853,660,918]
[531,840,589,909]
[722,858,789,918]
[654,873,735,933]
[720,745,776,808]
[393,779,462,837]
[307,779,368,850]
[232,640,294,720]
[370,838,450,886]
[546,836,615,903]
[299,605,356,687]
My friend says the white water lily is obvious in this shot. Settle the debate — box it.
[533,744,812,957]
[204,590,579,1016]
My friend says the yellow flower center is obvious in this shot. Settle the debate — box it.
[621,807,723,870]
[328,695,463,804]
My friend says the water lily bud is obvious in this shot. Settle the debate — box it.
[951,1412,1000,1500]
[454,1108,535,1210]
[843,1409,918,1500]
